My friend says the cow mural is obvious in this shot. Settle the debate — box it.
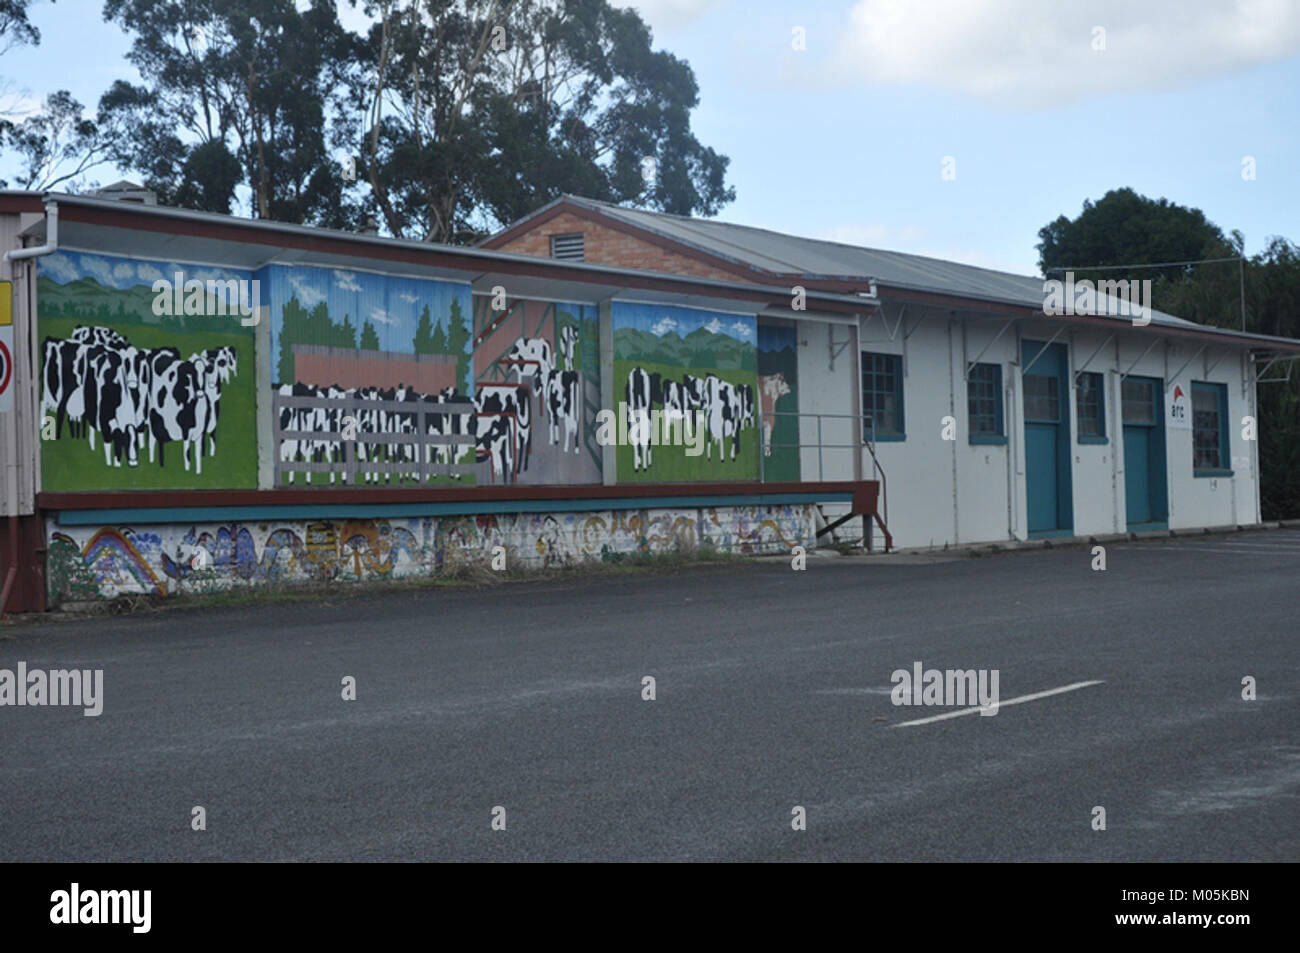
[756,322,801,481]
[613,302,759,482]
[470,298,599,484]
[37,250,257,490]
[263,264,477,486]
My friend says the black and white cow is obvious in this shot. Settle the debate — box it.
[42,327,239,476]
[660,378,690,443]
[41,336,89,439]
[276,382,321,484]
[558,325,578,371]
[544,368,581,454]
[625,366,662,472]
[82,344,143,467]
[72,325,127,349]
[474,384,531,482]
[703,374,740,461]
[504,336,553,392]
[151,351,208,473]
[191,345,237,456]
[426,387,475,478]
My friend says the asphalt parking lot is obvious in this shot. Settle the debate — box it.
[1,529,1296,861]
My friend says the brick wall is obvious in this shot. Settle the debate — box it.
[494,210,750,283]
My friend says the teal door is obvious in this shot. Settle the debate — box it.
[1022,340,1073,535]
[1121,376,1167,529]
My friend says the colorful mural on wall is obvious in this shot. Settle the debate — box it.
[471,297,601,484]
[757,321,801,482]
[45,504,814,603]
[612,302,759,483]
[37,250,257,490]
[262,264,477,486]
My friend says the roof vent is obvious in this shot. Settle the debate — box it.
[550,232,584,261]
[92,180,157,205]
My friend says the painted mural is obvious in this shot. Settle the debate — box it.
[263,264,476,486]
[45,504,815,603]
[470,297,601,484]
[37,250,257,490]
[612,302,759,482]
[757,321,801,482]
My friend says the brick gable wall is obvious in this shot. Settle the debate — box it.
[491,210,752,283]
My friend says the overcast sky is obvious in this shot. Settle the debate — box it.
[3,0,1298,277]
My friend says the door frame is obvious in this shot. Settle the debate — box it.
[1121,374,1169,530]
[1021,338,1074,537]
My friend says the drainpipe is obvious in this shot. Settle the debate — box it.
[1,198,58,615]
[4,197,58,263]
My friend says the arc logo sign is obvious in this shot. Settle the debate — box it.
[0,280,13,413]
[1168,381,1191,431]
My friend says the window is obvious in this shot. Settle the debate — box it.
[1121,377,1156,425]
[967,363,1004,443]
[1192,381,1230,474]
[1023,373,1061,422]
[1076,372,1106,442]
[549,233,584,261]
[861,351,904,440]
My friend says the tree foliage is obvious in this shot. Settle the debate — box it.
[99,0,357,224]
[2,0,732,237]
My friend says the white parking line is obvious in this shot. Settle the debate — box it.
[1122,544,1300,556]
[889,680,1105,728]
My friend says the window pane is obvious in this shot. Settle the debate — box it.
[1192,384,1223,470]
[1024,374,1059,422]
[862,351,902,438]
[967,363,1000,435]
[1121,378,1155,425]
[1077,372,1103,437]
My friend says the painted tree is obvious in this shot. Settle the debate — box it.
[446,297,470,388]
[412,305,435,354]
[360,320,381,350]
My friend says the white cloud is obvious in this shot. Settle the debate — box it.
[334,269,362,292]
[830,0,1300,109]
[81,255,115,287]
[112,262,134,281]
[370,307,394,325]
[288,272,326,307]
[398,292,418,303]
[39,252,79,284]
[619,0,725,31]
[730,320,753,338]
[704,317,724,334]
[651,316,678,335]
[137,263,164,283]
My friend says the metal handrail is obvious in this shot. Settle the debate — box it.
[757,409,889,530]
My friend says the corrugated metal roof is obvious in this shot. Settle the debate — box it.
[563,195,1209,332]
